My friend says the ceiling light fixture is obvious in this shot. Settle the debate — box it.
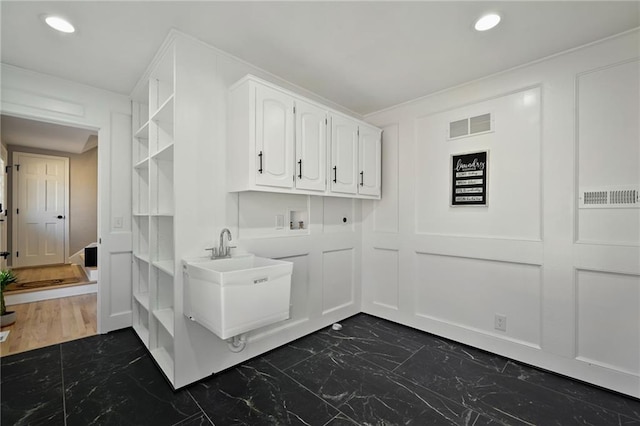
[44,15,75,33]
[474,13,501,32]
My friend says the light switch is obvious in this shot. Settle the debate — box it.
[275,214,284,229]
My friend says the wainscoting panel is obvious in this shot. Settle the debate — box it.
[414,252,541,347]
[576,269,640,375]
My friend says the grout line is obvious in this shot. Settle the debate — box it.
[390,344,424,373]
[186,389,214,425]
[60,344,67,426]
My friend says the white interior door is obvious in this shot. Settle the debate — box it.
[13,152,69,267]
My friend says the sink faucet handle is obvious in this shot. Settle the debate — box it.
[225,245,237,257]
[205,247,217,259]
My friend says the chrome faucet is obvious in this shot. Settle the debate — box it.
[219,228,232,256]
[205,228,234,259]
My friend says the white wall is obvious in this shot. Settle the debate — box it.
[362,30,640,397]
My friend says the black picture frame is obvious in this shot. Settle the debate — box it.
[451,150,489,206]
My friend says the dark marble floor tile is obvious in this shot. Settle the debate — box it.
[189,357,338,425]
[396,346,621,426]
[0,344,61,382]
[61,328,144,369]
[264,333,339,371]
[172,412,213,426]
[503,360,640,420]
[337,313,381,329]
[370,319,509,372]
[3,409,65,426]
[288,346,486,425]
[327,317,424,372]
[64,354,199,426]
[1,345,63,426]
[621,415,640,425]
[322,412,361,425]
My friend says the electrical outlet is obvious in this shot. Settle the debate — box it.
[494,314,507,332]
[275,214,284,229]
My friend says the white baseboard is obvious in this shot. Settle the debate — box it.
[5,283,98,305]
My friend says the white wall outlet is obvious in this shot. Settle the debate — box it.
[494,314,507,332]
[114,216,123,228]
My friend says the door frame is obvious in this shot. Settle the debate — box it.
[11,151,70,267]
[0,144,7,270]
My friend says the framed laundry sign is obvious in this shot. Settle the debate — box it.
[451,150,488,206]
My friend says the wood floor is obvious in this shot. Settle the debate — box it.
[0,294,97,357]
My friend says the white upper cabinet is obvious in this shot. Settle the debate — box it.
[358,124,382,197]
[228,75,381,199]
[255,84,295,188]
[330,114,359,194]
[295,99,327,192]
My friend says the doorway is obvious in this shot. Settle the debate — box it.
[0,114,99,355]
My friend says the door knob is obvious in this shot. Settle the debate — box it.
[57,215,66,219]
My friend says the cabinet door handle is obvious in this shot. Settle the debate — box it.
[333,166,337,183]
[258,151,263,174]
[360,171,364,186]
[298,159,302,179]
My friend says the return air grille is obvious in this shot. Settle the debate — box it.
[449,113,492,140]
[579,186,640,209]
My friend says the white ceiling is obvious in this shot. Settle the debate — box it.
[1,1,639,116]
[1,115,98,154]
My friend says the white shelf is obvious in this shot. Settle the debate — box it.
[134,158,149,169]
[134,292,150,310]
[153,308,175,336]
[150,212,174,217]
[133,323,149,348]
[135,121,150,139]
[152,143,174,162]
[151,94,174,124]
[133,212,149,217]
[152,259,175,276]
[133,253,150,264]
[151,347,174,380]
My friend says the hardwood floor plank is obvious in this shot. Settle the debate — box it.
[1,294,97,357]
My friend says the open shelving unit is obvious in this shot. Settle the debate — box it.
[130,32,222,389]
[131,42,176,383]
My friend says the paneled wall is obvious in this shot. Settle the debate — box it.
[362,30,640,397]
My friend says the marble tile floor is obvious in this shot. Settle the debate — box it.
[2,314,639,425]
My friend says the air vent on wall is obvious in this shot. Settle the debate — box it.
[449,113,492,140]
[579,185,640,209]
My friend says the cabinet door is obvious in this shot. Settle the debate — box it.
[330,115,358,194]
[255,84,294,188]
[358,125,382,197]
[295,100,327,192]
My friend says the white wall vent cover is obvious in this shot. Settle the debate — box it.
[449,113,492,140]
[579,185,640,209]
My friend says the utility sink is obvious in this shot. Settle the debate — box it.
[183,254,293,340]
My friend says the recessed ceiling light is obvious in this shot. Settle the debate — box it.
[474,13,501,32]
[44,15,75,33]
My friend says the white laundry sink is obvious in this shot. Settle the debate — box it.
[183,254,293,340]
